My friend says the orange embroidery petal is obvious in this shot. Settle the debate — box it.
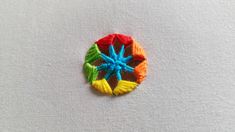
[134,60,147,83]
[132,40,146,61]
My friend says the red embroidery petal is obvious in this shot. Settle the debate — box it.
[96,34,116,50]
[116,34,133,47]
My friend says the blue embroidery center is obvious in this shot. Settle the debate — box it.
[97,45,134,80]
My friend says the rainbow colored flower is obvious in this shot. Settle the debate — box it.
[84,34,147,96]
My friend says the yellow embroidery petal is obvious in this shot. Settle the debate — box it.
[113,80,138,96]
[92,79,112,95]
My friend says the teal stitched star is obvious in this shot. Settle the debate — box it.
[97,45,134,80]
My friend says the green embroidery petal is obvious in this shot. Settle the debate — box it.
[85,44,101,63]
[84,63,99,83]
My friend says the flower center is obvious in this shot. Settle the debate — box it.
[97,45,134,81]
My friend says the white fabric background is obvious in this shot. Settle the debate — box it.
[1,0,235,132]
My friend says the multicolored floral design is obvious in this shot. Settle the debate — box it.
[84,34,147,96]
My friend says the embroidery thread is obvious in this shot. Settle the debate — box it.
[84,33,147,96]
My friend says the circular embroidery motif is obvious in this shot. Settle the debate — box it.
[84,33,147,96]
